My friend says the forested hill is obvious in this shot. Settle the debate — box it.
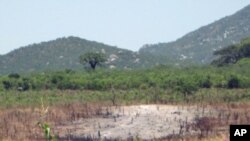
[139,4,250,65]
[0,36,141,74]
[1,4,250,74]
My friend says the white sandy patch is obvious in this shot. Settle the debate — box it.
[56,104,214,140]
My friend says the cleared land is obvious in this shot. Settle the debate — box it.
[56,104,216,140]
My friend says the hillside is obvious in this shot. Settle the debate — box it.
[0,36,140,74]
[1,4,250,74]
[139,4,250,65]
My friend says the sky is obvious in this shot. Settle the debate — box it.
[0,0,250,55]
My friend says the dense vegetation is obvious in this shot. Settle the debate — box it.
[0,61,250,108]
[1,60,250,92]
[212,37,250,66]
[0,36,140,74]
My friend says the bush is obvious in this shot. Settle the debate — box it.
[8,73,20,79]
[51,74,64,84]
[2,80,12,90]
[18,82,30,91]
[174,78,198,95]
[199,76,212,88]
[227,75,240,89]
[57,80,81,90]
[65,69,75,74]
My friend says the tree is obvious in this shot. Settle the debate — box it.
[79,52,106,70]
[211,45,240,66]
[211,37,250,66]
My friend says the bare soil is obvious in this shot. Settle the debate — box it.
[56,104,215,140]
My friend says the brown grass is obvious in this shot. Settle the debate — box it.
[0,102,111,141]
[0,102,250,141]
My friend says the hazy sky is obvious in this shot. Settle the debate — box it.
[0,0,250,54]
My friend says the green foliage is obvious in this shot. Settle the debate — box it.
[2,80,12,90]
[37,98,57,141]
[239,37,250,57]
[212,45,240,66]
[199,75,212,88]
[18,79,30,91]
[1,63,250,93]
[212,37,250,66]
[0,36,139,74]
[50,74,64,84]
[1,88,250,108]
[79,52,106,70]
[57,80,81,90]
[174,78,198,95]
[38,123,52,141]
[237,58,250,66]
[8,73,20,79]
[227,75,240,89]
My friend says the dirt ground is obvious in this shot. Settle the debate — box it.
[55,104,215,140]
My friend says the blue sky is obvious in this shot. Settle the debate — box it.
[0,0,249,54]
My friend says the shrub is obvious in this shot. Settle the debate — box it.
[8,73,20,79]
[50,74,64,84]
[57,81,81,90]
[227,75,240,89]
[193,116,217,137]
[199,76,212,88]
[18,81,30,91]
[65,69,75,74]
[2,80,12,90]
[174,79,198,96]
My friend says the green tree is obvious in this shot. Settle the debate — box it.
[79,52,106,70]
[211,45,240,66]
[211,37,250,66]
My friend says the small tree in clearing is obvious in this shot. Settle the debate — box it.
[79,52,106,70]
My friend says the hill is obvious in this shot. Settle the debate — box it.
[0,36,141,74]
[1,4,250,74]
[139,4,250,65]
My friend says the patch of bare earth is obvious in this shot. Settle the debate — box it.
[56,104,215,140]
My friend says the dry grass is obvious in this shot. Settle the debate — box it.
[0,102,249,141]
[0,102,111,141]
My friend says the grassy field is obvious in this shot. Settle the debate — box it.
[1,88,250,108]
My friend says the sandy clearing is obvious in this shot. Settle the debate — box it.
[56,104,215,140]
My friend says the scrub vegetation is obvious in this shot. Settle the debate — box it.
[0,38,250,140]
